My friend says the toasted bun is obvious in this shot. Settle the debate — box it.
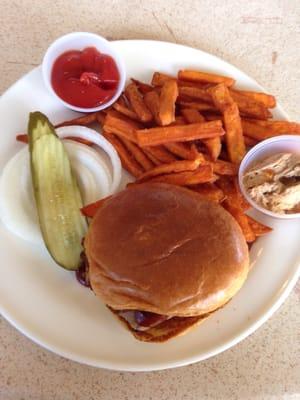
[85,183,249,317]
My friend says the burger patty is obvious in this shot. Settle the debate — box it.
[116,310,172,331]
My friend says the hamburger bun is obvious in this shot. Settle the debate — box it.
[85,183,249,322]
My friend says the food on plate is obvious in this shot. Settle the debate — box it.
[103,111,140,143]
[163,141,198,160]
[47,68,277,247]
[143,90,161,125]
[143,145,177,164]
[121,138,154,171]
[151,71,176,87]
[84,184,250,342]
[177,100,217,112]
[136,121,225,147]
[241,119,300,141]
[112,97,140,121]
[102,130,144,178]
[181,108,221,161]
[8,63,298,342]
[230,89,276,108]
[16,133,94,146]
[135,158,203,183]
[217,177,256,242]
[209,84,246,163]
[81,196,111,218]
[51,47,120,109]
[55,111,101,128]
[212,159,239,176]
[178,69,235,87]
[28,112,88,269]
[133,164,214,186]
[1,122,122,246]
[125,82,153,123]
[247,216,273,236]
[243,153,300,214]
[158,80,178,126]
[192,182,225,203]
[228,90,272,120]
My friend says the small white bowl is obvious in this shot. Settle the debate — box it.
[42,32,126,113]
[239,135,300,219]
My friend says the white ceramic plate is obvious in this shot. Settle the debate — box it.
[0,40,299,372]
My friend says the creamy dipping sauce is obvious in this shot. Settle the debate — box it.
[243,152,300,214]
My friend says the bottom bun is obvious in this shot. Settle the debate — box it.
[109,308,211,343]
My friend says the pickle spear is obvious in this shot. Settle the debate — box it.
[28,112,87,270]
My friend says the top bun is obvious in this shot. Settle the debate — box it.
[85,183,249,317]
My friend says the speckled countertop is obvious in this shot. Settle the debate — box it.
[0,1,299,399]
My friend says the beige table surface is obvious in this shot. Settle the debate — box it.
[0,1,299,399]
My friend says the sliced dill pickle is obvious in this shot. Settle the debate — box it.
[28,112,87,270]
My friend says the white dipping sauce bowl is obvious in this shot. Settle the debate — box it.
[42,32,126,113]
[238,135,300,219]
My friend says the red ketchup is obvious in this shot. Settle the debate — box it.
[51,47,120,108]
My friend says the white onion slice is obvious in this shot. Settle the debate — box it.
[0,136,119,245]
[63,140,111,204]
[0,147,43,244]
[56,126,122,193]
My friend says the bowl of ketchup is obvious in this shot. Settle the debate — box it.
[42,32,126,112]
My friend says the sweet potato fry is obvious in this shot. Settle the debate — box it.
[212,159,238,176]
[145,164,214,186]
[210,84,246,163]
[16,134,28,143]
[179,86,271,120]
[159,80,178,125]
[125,83,153,123]
[151,72,176,87]
[131,78,153,94]
[144,145,178,163]
[233,89,276,108]
[191,183,225,203]
[170,116,186,126]
[181,108,205,123]
[64,136,94,146]
[55,112,101,128]
[103,112,141,143]
[178,86,211,103]
[229,90,272,120]
[136,158,203,183]
[163,142,196,160]
[121,139,154,171]
[177,100,217,112]
[217,177,254,242]
[16,133,94,146]
[142,149,162,165]
[144,90,161,125]
[241,119,300,140]
[233,179,251,211]
[96,112,106,126]
[178,80,213,90]
[102,131,144,178]
[80,196,111,218]
[203,112,223,121]
[113,101,140,121]
[137,121,224,147]
[247,216,273,236]
[244,135,258,147]
[226,203,256,242]
[178,70,235,87]
[190,143,206,161]
[181,108,222,161]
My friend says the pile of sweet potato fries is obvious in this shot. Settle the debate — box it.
[17,69,300,243]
